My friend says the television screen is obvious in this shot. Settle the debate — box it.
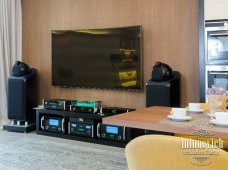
[52,26,142,91]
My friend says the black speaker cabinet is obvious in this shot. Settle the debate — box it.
[7,69,37,122]
[146,71,180,107]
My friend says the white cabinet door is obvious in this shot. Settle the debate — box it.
[205,0,228,20]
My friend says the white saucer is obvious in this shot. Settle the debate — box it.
[187,109,204,113]
[210,119,228,127]
[167,115,192,122]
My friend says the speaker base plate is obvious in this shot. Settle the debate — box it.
[3,123,35,133]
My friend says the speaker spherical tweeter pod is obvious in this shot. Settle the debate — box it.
[11,61,31,77]
[151,61,173,82]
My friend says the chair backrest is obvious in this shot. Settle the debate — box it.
[125,135,228,170]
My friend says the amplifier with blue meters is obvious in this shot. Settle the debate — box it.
[97,123,129,143]
[40,116,67,133]
[68,117,96,137]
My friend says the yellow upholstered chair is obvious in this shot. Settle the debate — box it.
[125,135,228,170]
[175,134,228,152]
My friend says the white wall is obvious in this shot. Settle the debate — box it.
[205,0,228,20]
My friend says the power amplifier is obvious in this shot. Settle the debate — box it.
[97,123,128,143]
[40,115,67,133]
[68,117,96,137]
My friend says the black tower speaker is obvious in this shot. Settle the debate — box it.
[146,71,180,107]
[8,69,37,121]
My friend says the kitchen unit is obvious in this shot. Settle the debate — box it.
[205,0,228,20]
[205,20,228,100]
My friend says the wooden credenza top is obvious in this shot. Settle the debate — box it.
[102,106,228,140]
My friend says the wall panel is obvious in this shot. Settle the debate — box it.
[22,0,199,108]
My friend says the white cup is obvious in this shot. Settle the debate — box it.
[214,112,228,124]
[170,108,187,118]
[188,103,200,111]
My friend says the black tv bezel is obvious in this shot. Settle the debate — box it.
[51,25,143,92]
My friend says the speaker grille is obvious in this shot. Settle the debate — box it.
[8,78,26,120]
[146,71,180,108]
[146,83,170,107]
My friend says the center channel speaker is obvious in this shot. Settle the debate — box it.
[146,71,180,107]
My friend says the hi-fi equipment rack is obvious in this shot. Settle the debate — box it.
[36,107,144,148]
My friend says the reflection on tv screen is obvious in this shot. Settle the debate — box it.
[52,26,142,91]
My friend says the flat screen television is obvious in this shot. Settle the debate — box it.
[52,25,142,91]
